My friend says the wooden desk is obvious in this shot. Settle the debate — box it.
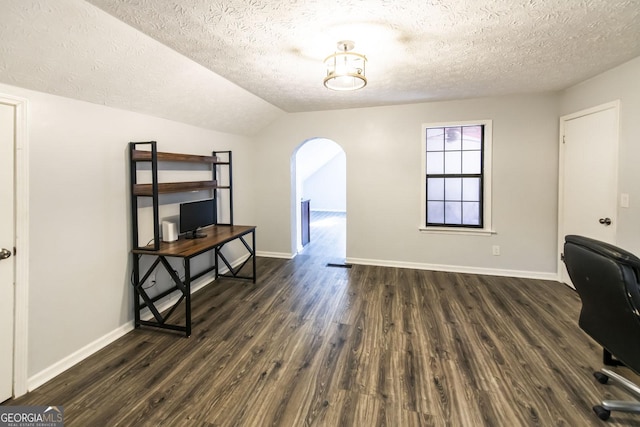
[131,225,256,337]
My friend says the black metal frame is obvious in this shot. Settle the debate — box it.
[603,348,626,367]
[212,150,233,226]
[133,227,256,337]
[215,231,256,281]
[425,124,485,228]
[129,141,161,250]
[133,255,192,335]
[129,142,250,337]
[129,144,235,249]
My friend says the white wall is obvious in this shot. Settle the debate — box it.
[560,56,640,254]
[253,93,561,276]
[0,82,254,383]
[295,138,342,181]
[303,153,346,212]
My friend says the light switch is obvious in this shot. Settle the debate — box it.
[621,193,630,208]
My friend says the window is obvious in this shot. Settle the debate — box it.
[421,120,492,233]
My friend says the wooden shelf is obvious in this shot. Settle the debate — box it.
[133,180,218,196]
[131,149,221,164]
[129,143,234,248]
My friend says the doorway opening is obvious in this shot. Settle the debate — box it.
[291,138,346,264]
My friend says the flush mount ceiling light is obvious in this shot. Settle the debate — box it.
[323,40,367,91]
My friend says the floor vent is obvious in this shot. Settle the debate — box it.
[326,263,353,268]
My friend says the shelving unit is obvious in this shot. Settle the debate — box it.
[128,141,255,337]
[129,141,233,251]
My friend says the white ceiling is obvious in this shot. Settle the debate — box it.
[1,0,640,135]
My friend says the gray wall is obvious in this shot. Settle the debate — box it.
[303,153,346,212]
[252,93,561,276]
[0,82,254,383]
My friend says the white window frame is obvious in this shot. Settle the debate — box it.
[420,119,494,235]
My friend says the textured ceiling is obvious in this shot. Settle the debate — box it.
[1,0,640,135]
[0,0,283,135]
[86,0,640,112]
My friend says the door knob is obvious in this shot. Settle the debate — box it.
[599,218,612,226]
[0,248,11,260]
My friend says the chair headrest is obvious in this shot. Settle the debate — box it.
[565,235,640,270]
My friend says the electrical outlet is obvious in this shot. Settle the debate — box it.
[492,245,500,256]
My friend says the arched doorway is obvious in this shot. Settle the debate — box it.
[291,138,346,263]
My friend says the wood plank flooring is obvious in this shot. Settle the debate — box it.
[6,213,640,425]
[300,210,346,263]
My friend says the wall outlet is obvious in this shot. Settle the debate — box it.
[492,245,500,256]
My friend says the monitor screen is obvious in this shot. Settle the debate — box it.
[179,199,215,239]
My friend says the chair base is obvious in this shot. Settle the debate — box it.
[593,368,640,420]
[603,348,626,367]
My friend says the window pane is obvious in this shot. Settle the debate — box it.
[462,126,482,150]
[426,128,444,151]
[444,127,462,150]
[462,150,481,174]
[444,178,462,200]
[445,202,462,224]
[427,177,444,200]
[426,151,444,174]
[444,151,461,174]
[462,177,480,201]
[427,201,444,223]
[423,121,488,229]
[462,202,480,225]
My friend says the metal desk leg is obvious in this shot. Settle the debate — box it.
[214,246,219,280]
[133,254,141,328]
[184,258,191,337]
[252,229,256,283]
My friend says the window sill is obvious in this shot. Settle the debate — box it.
[419,226,496,236]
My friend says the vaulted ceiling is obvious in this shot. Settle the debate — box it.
[1,0,639,135]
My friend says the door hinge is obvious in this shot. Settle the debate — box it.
[560,253,565,261]
[13,247,16,256]
[562,135,566,144]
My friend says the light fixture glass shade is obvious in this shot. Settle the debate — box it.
[324,41,367,91]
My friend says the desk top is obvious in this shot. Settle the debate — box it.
[132,225,256,258]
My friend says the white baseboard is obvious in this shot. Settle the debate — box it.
[345,257,559,281]
[28,322,135,392]
[256,252,557,280]
[256,250,294,259]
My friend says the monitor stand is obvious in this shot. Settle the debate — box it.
[185,230,206,239]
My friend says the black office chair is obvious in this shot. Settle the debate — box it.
[563,235,640,420]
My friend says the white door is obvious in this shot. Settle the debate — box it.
[0,102,15,402]
[559,102,619,286]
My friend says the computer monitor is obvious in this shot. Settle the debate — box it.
[179,199,215,239]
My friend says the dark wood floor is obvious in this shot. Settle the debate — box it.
[6,213,640,425]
